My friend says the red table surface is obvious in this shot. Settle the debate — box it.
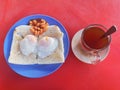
[0,0,120,90]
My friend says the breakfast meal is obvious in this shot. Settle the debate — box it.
[8,19,64,65]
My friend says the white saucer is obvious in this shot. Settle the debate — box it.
[71,29,110,64]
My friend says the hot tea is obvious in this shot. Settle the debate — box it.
[82,27,109,49]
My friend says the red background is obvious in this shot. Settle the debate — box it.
[0,0,120,90]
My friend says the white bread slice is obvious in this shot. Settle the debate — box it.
[8,25,38,64]
[37,25,64,64]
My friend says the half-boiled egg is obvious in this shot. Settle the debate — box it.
[20,35,37,56]
[37,36,58,58]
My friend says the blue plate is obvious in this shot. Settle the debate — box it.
[4,14,70,78]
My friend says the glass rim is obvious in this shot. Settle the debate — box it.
[81,24,111,51]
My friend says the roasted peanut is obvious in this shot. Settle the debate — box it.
[37,23,40,26]
[37,27,41,31]
[33,20,37,23]
[30,27,34,32]
[34,26,38,30]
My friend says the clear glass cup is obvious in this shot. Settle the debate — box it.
[81,24,111,64]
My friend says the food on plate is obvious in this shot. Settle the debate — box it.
[38,36,58,58]
[29,19,49,36]
[8,19,64,65]
[20,35,37,56]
